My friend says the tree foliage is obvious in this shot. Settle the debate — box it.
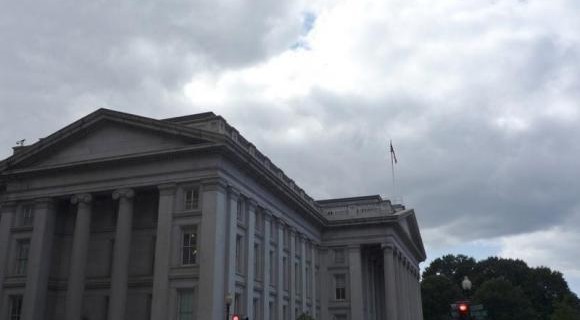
[421,254,580,320]
[421,275,462,320]
[472,277,537,320]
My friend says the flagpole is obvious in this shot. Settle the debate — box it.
[390,139,397,200]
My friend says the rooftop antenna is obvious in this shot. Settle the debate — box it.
[16,139,25,147]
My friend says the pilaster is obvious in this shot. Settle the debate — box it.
[151,183,176,320]
[197,178,228,320]
[382,244,398,320]
[225,185,240,320]
[275,218,284,320]
[289,227,296,320]
[243,197,257,319]
[22,198,55,320]
[0,202,16,311]
[348,245,364,320]
[262,210,272,319]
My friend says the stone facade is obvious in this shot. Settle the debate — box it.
[0,109,426,320]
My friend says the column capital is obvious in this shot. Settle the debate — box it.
[381,243,395,253]
[113,188,135,200]
[288,226,297,235]
[227,185,240,199]
[347,244,361,251]
[33,198,55,210]
[246,198,258,210]
[157,183,177,196]
[263,209,273,221]
[201,177,229,192]
[71,193,92,204]
[0,201,18,212]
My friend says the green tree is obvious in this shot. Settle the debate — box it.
[525,267,572,320]
[421,275,462,320]
[296,313,315,320]
[550,294,580,320]
[471,257,530,289]
[422,254,477,285]
[473,277,537,320]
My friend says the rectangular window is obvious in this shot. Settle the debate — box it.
[334,274,346,301]
[295,262,300,293]
[306,265,310,297]
[234,293,242,315]
[14,240,30,275]
[270,221,275,240]
[283,257,288,290]
[255,211,262,232]
[282,306,287,320]
[334,249,345,264]
[334,315,347,320]
[236,199,244,222]
[269,302,274,320]
[253,298,260,320]
[254,243,261,280]
[236,235,244,274]
[9,295,23,320]
[184,187,200,210]
[18,205,34,227]
[178,290,194,320]
[269,250,275,286]
[182,227,198,265]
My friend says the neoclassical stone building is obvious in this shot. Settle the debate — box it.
[0,109,426,320]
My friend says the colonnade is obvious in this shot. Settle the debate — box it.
[382,244,422,320]
[0,185,175,320]
[224,186,318,320]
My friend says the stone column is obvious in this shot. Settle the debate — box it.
[197,179,229,320]
[276,218,284,320]
[0,202,16,306]
[382,244,398,320]
[289,227,296,320]
[262,211,271,320]
[300,235,307,312]
[65,193,93,320]
[108,189,135,320]
[151,184,176,320]
[22,199,56,320]
[225,186,240,317]
[417,269,424,320]
[244,198,257,320]
[348,245,364,320]
[310,244,316,315]
[319,248,329,320]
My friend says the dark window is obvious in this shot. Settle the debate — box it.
[14,240,30,275]
[184,188,200,210]
[182,227,197,265]
[18,205,34,227]
[9,295,23,320]
[178,290,194,320]
[335,274,346,300]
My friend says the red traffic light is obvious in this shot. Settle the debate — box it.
[232,315,240,320]
[458,303,469,315]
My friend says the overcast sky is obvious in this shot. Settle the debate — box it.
[2,0,580,294]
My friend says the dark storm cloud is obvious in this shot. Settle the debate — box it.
[0,0,305,158]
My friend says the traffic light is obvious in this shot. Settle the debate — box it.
[458,302,469,317]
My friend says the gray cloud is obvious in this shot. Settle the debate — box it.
[2,0,580,292]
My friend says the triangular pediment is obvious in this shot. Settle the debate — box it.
[1,109,221,171]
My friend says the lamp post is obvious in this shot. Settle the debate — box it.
[225,293,233,320]
[461,276,472,299]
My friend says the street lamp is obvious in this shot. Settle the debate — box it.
[225,293,233,320]
[462,276,472,298]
